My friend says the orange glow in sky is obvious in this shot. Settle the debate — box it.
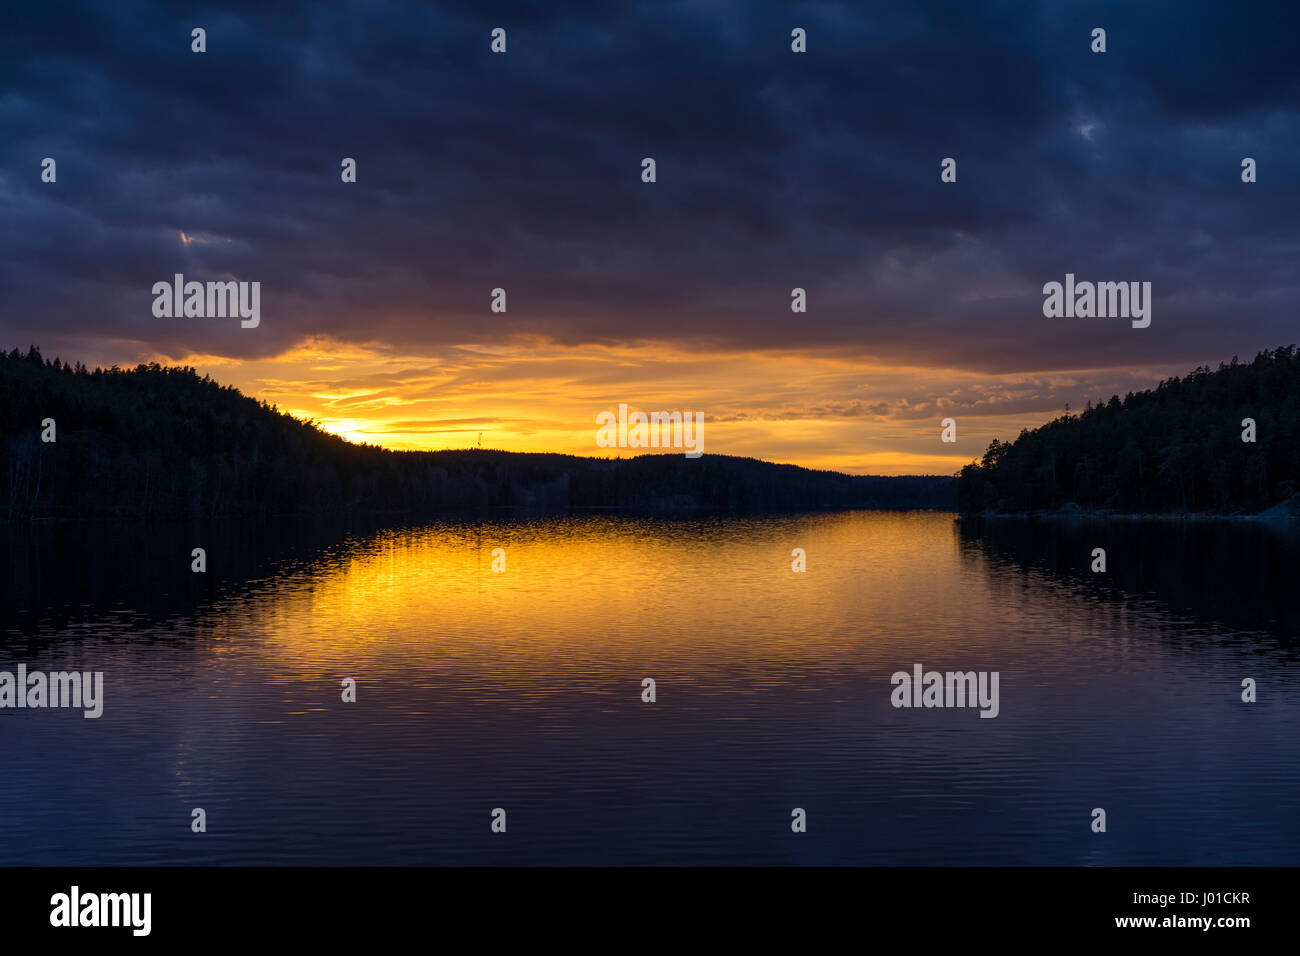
[153,335,1166,476]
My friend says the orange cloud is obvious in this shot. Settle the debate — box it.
[154,335,1171,476]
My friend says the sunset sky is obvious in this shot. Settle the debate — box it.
[3,0,1297,474]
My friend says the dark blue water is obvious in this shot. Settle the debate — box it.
[2,511,1297,864]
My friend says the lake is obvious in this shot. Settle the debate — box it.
[2,511,1297,865]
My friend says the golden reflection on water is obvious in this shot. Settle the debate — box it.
[219,513,982,678]
[6,510,1300,866]
[197,509,1284,722]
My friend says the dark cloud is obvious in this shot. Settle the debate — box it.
[2,0,1297,374]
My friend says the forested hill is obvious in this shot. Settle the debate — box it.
[956,347,1300,515]
[1,347,953,518]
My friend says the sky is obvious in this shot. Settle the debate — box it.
[2,0,1297,474]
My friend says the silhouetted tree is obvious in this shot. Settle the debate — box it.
[956,346,1300,514]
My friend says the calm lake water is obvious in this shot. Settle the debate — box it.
[2,511,1298,865]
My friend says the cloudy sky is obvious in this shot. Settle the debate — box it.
[3,0,1296,473]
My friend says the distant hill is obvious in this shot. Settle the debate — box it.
[956,346,1300,515]
[0,347,954,518]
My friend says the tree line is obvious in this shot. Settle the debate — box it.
[955,346,1300,514]
[1,346,953,518]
